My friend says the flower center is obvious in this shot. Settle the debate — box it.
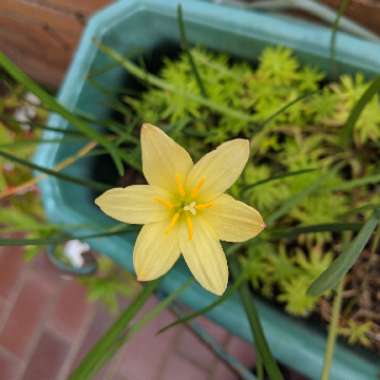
[183,201,197,215]
[154,175,213,241]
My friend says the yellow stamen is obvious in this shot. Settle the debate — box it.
[175,174,186,196]
[195,202,213,210]
[154,196,173,209]
[191,176,205,198]
[186,215,193,240]
[165,212,180,235]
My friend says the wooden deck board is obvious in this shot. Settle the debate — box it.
[0,0,379,89]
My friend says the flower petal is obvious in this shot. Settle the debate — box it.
[141,123,193,192]
[204,194,265,242]
[134,221,180,281]
[179,218,228,295]
[95,185,171,224]
[186,139,249,200]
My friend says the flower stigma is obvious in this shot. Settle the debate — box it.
[155,174,213,241]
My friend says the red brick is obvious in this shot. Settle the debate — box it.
[212,363,239,380]
[71,303,111,371]
[0,297,8,326]
[118,297,181,380]
[0,351,20,380]
[0,275,52,358]
[212,336,256,380]
[160,353,209,380]
[31,252,64,290]
[176,326,217,370]
[0,246,25,300]
[226,336,256,367]
[22,330,69,380]
[197,317,229,344]
[49,280,93,340]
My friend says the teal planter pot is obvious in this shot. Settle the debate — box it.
[34,1,380,379]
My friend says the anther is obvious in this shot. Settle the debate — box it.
[195,202,213,210]
[191,177,205,198]
[175,174,186,197]
[165,212,180,235]
[186,215,193,240]
[154,197,173,209]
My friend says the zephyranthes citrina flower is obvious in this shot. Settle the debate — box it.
[95,124,265,295]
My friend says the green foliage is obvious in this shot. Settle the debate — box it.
[339,320,373,347]
[124,46,380,340]
[0,84,58,255]
[80,256,138,313]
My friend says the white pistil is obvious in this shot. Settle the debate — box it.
[183,201,197,215]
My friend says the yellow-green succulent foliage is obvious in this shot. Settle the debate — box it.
[124,46,380,338]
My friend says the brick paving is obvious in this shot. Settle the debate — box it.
[0,245,261,380]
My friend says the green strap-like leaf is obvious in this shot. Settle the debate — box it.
[177,5,208,97]
[242,168,317,194]
[0,150,109,192]
[330,0,351,71]
[157,270,247,335]
[68,280,160,380]
[0,51,124,175]
[341,75,380,146]
[269,223,362,240]
[308,207,380,296]
[256,91,319,133]
[0,225,137,246]
[170,303,257,380]
[230,256,284,380]
[328,172,380,191]
[266,164,343,227]
[96,41,253,122]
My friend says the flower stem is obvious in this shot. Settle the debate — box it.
[320,278,344,380]
[230,255,284,380]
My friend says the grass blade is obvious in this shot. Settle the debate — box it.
[266,164,343,227]
[0,137,86,149]
[308,207,380,296]
[0,225,137,246]
[177,5,207,97]
[0,149,109,192]
[95,41,253,122]
[327,172,380,191]
[242,168,317,194]
[128,279,193,338]
[269,223,362,240]
[320,279,344,380]
[0,115,84,136]
[341,75,380,145]
[157,270,247,335]
[256,91,318,133]
[0,51,123,174]
[330,0,351,72]
[170,303,256,380]
[230,255,284,380]
[68,280,159,380]
[93,280,193,379]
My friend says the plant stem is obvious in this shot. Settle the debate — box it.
[177,5,207,98]
[256,351,264,380]
[96,42,253,122]
[320,278,345,380]
[69,280,160,380]
[330,0,351,74]
[230,255,284,380]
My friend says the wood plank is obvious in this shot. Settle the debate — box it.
[322,0,380,36]
[0,0,110,88]
[0,0,379,89]
[31,0,111,16]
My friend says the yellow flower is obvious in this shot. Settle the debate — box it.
[95,124,265,295]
